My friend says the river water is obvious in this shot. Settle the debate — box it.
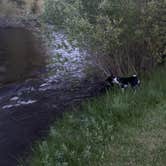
[0,27,105,165]
[0,28,45,84]
[0,27,92,109]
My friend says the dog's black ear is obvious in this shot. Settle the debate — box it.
[109,72,113,77]
[105,76,114,87]
[111,75,115,80]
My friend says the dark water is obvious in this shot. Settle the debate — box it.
[0,28,45,85]
[0,27,105,166]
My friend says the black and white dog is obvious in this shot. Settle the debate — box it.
[105,75,140,90]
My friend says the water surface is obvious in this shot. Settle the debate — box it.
[0,28,45,85]
[0,27,104,166]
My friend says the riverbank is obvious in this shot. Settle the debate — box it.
[0,74,105,166]
[25,66,166,166]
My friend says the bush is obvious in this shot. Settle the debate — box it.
[43,0,166,75]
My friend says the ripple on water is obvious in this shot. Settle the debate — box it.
[2,99,37,110]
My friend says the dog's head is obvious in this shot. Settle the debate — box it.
[105,75,119,85]
[105,75,113,82]
[112,77,120,84]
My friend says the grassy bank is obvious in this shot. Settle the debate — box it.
[24,67,166,166]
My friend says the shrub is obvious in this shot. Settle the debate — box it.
[43,0,166,75]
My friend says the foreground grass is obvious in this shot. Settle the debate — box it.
[25,68,166,166]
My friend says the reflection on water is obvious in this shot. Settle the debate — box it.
[0,28,45,85]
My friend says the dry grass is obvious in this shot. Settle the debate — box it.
[0,0,43,17]
[0,0,20,17]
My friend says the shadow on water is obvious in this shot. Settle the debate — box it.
[0,27,45,85]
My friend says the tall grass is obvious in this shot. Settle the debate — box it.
[23,66,166,166]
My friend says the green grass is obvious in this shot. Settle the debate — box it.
[23,67,166,166]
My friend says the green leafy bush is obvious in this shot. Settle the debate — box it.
[43,0,166,74]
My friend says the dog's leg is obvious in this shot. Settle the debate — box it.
[106,82,113,87]
[132,85,139,94]
[133,88,137,94]
[120,84,125,93]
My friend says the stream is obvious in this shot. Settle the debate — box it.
[0,27,106,166]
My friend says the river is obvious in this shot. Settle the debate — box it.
[0,27,106,166]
